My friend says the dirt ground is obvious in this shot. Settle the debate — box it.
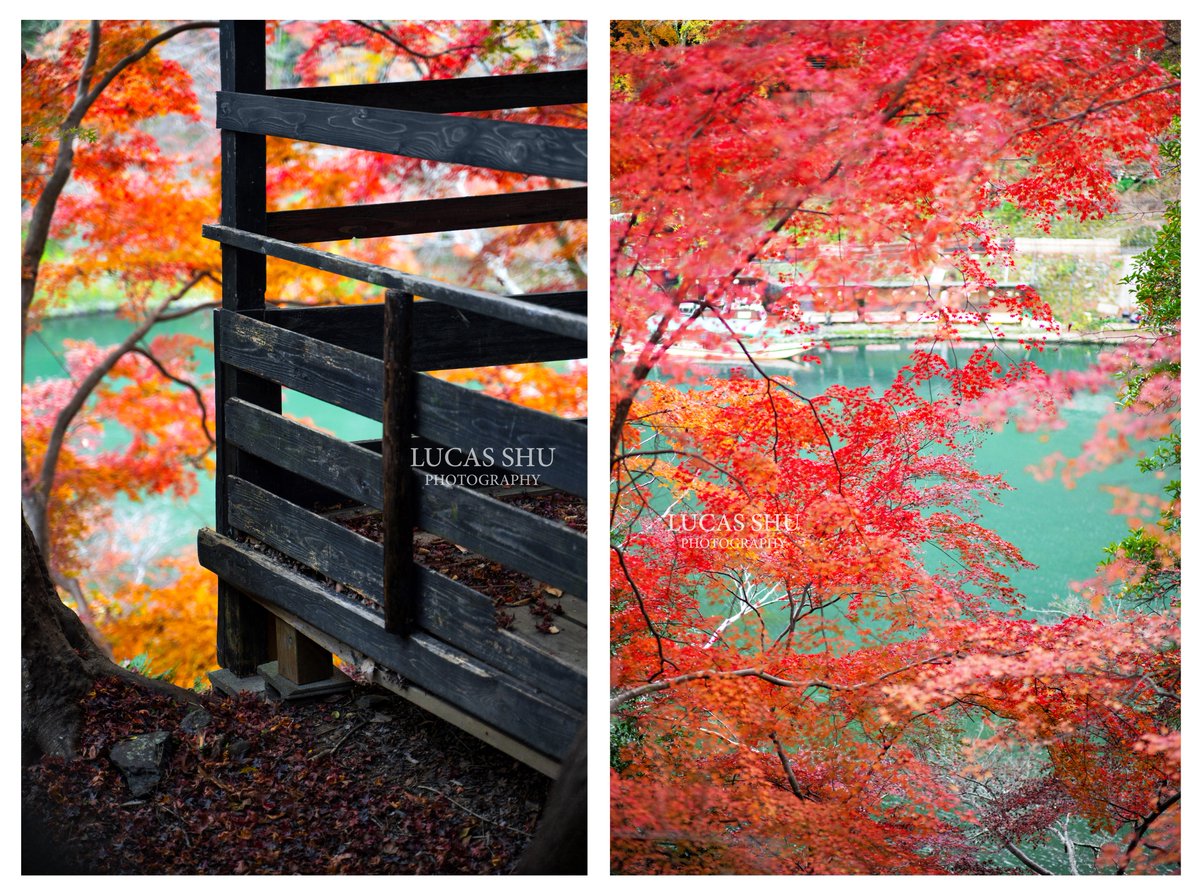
[22,674,552,874]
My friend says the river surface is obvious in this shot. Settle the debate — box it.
[27,312,1163,616]
[644,339,1162,617]
[25,309,381,562]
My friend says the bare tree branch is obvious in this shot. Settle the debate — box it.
[610,650,955,710]
[1116,791,1180,875]
[612,544,676,682]
[21,20,217,371]
[128,345,215,449]
[26,272,210,550]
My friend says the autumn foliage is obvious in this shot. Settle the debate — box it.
[22,20,586,688]
[610,21,1179,874]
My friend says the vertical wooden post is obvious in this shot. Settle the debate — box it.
[215,20,276,675]
[275,622,333,685]
[383,290,416,634]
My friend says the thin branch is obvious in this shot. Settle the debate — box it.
[610,650,955,710]
[771,731,817,803]
[416,785,532,837]
[28,273,209,549]
[127,346,215,449]
[328,720,369,757]
[615,448,750,495]
[157,299,219,323]
[1000,838,1053,876]
[1116,791,1180,875]
[612,544,676,682]
[1015,81,1180,137]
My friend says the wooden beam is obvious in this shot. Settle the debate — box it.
[204,225,587,341]
[417,470,587,598]
[416,375,587,498]
[225,398,384,507]
[267,69,586,113]
[266,187,586,243]
[275,621,333,685]
[215,19,274,676]
[263,291,587,369]
[217,91,587,181]
[223,477,585,709]
[198,529,582,759]
[383,291,416,635]
[220,310,384,421]
[211,226,586,340]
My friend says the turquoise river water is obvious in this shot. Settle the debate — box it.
[26,312,1163,616]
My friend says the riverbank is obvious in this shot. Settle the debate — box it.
[36,293,216,320]
[820,320,1147,344]
[628,319,1150,364]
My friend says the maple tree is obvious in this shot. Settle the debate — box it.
[22,19,586,686]
[22,20,223,657]
[610,20,1179,874]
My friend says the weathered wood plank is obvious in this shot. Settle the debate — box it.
[204,224,587,341]
[420,569,586,709]
[215,19,273,676]
[416,375,587,497]
[197,528,582,758]
[263,291,586,370]
[224,478,585,709]
[383,291,416,635]
[417,470,586,598]
[217,92,587,181]
[267,69,586,113]
[267,187,586,244]
[226,398,384,506]
[221,314,586,499]
[227,398,584,512]
[554,594,588,631]
[227,476,386,605]
[220,310,385,421]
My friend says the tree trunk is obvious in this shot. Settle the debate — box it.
[21,512,198,765]
[514,721,587,874]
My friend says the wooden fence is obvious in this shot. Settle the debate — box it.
[197,21,586,773]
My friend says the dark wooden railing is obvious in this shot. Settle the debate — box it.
[199,20,586,772]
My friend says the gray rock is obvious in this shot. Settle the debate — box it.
[179,708,211,734]
[110,731,172,797]
[227,738,251,760]
[353,694,390,711]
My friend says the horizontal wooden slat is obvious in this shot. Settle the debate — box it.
[267,69,586,113]
[204,225,587,341]
[228,475,384,604]
[264,292,587,369]
[557,594,587,630]
[198,528,582,757]
[220,310,384,420]
[224,477,585,707]
[217,91,587,181]
[221,313,587,497]
[266,187,586,243]
[225,403,584,595]
[416,374,587,498]
[417,470,586,598]
[419,570,586,710]
[226,398,384,507]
